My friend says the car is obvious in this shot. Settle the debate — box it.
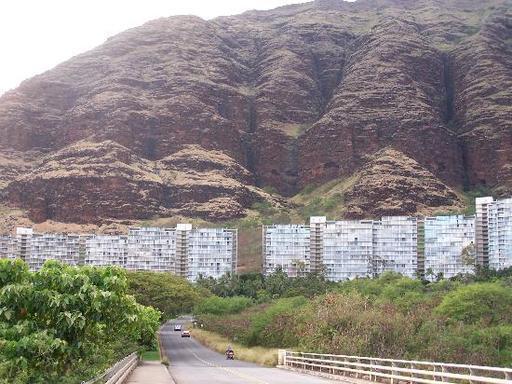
[181,330,191,338]
[174,324,182,331]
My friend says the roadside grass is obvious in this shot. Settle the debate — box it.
[141,350,160,361]
[141,330,165,362]
[191,328,278,366]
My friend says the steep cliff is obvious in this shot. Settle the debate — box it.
[0,0,510,224]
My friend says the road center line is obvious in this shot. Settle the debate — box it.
[190,351,270,384]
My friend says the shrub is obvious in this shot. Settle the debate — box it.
[194,296,253,316]
[435,282,512,325]
[247,296,307,347]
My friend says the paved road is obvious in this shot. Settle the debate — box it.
[160,318,335,384]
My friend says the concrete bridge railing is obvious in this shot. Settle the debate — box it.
[82,352,139,384]
[278,350,512,384]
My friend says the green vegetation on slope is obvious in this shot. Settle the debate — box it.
[194,295,253,316]
[0,260,160,384]
[196,269,333,300]
[196,270,512,367]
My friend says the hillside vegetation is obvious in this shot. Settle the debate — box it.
[195,269,512,367]
[0,260,160,384]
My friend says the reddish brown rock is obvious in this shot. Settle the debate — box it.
[298,17,465,188]
[452,12,512,193]
[343,148,465,219]
[0,0,510,223]
[6,141,279,223]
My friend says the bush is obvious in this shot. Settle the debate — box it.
[435,282,512,325]
[194,296,253,316]
[247,296,307,347]
[197,272,512,367]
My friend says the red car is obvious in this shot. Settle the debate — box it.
[181,330,191,338]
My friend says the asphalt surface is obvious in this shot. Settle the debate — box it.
[160,317,335,384]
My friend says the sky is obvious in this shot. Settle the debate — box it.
[0,0,317,96]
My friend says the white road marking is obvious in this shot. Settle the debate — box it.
[189,350,270,384]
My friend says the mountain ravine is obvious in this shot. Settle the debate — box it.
[0,0,511,225]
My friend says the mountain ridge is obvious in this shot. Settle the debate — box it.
[0,0,510,226]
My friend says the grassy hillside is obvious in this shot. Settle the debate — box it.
[195,270,512,367]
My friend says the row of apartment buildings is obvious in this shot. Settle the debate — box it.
[263,197,512,281]
[1,197,510,282]
[0,225,237,281]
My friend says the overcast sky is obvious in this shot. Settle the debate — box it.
[0,0,322,96]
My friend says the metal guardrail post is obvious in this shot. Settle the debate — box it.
[278,349,286,366]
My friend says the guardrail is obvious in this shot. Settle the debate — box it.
[82,352,139,384]
[278,350,512,384]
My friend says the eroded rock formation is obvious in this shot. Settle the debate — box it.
[0,0,510,223]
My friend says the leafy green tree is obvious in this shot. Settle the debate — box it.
[237,273,265,298]
[0,259,160,384]
[126,271,202,319]
[264,267,290,298]
[435,282,512,325]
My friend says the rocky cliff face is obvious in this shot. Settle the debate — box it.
[0,0,511,224]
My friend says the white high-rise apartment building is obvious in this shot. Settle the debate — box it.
[28,233,81,270]
[127,227,177,272]
[488,197,512,270]
[475,196,494,266]
[0,235,14,259]
[187,228,237,281]
[263,217,418,280]
[4,225,238,280]
[323,220,374,281]
[16,227,33,262]
[373,216,418,278]
[84,235,128,267]
[310,216,326,274]
[8,228,81,270]
[263,224,310,276]
[424,215,475,280]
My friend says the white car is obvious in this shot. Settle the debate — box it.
[174,324,182,331]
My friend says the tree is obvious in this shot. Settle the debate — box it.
[461,243,476,266]
[264,267,290,298]
[126,271,202,319]
[0,259,160,383]
[435,282,512,325]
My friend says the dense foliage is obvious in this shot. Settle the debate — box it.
[196,269,333,300]
[194,295,253,316]
[126,270,202,319]
[196,270,512,367]
[0,260,160,384]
